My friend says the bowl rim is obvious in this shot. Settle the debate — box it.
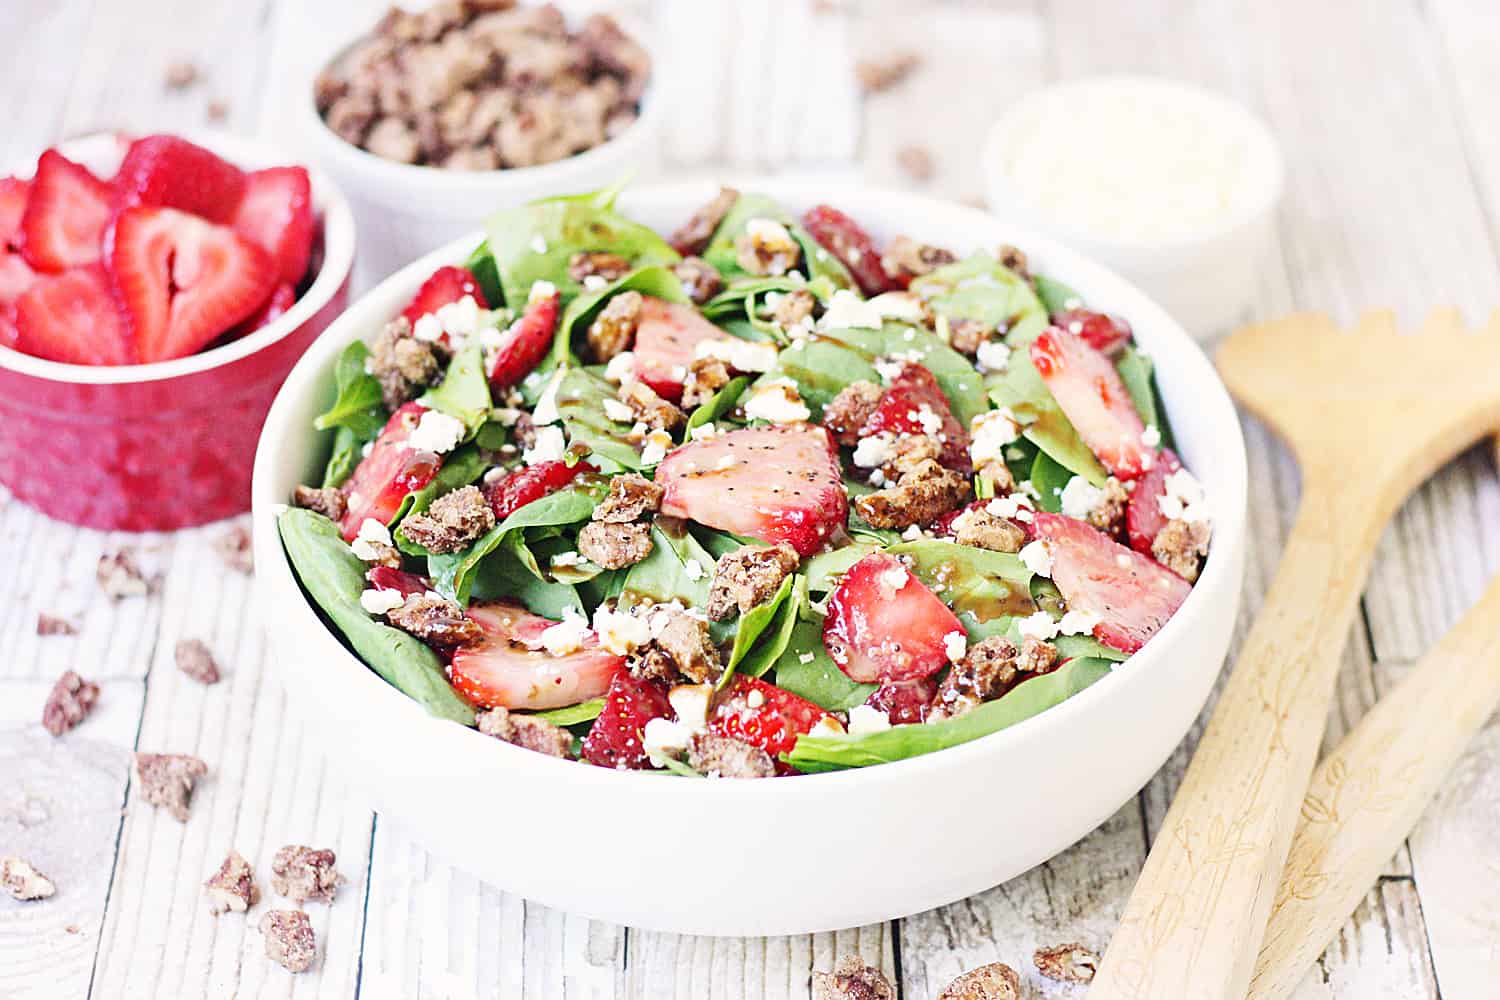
[252,180,1249,796]
[0,129,356,386]
[982,74,1286,254]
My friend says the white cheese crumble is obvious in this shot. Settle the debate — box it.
[350,518,394,562]
[806,717,847,738]
[593,606,651,656]
[986,493,1035,523]
[819,289,885,331]
[603,352,636,384]
[911,404,943,435]
[695,337,779,373]
[1017,610,1062,642]
[642,717,694,766]
[551,551,584,568]
[901,524,926,541]
[412,313,444,343]
[873,357,906,384]
[745,687,766,709]
[540,608,591,656]
[1059,476,1106,519]
[975,338,1011,373]
[602,398,634,423]
[523,425,566,465]
[668,683,715,729]
[530,369,565,425]
[1058,609,1101,636]
[943,631,968,663]
[436,295,481,339]
[847,704,893,736]
[528,280,557,305]
[1018,539,1053,577]
[970,409,1022,466]
[482,466,507,486]
[743,378,810,424]
[407,410,466,455]
[582,274,608,291]
[852,433,896,469]
[359,588,406,616]
[639,429,673,466]
[690,422,720,441]
[1141,424,1162,448]
[1158,468,1210,523]
[798,651,816,664]
[867,291,925,323]
[684,559,705,581]
[529,234,548,254]
[877,564,909,597]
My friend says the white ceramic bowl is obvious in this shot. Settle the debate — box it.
[252,183,1247,936]
[297,10,664,287]
[983,76,1284,339]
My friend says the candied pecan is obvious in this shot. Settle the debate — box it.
[884,434,944,480]
[175,639,222,685]
[974,456,1016,495]
[134,752,208,822]
[772,289,819,331]
[580,13,651,101]
[293,485,348,522]
[822,381,884,446]
[477,707,574,758]
[673,256,724,305]
[385,593,485,646]
[1034,942,1099,984]
[164,60,200,90]
[627,646,680,684]
[577,521,653,569]
[370,316,444,408]
[204,850,259,915]
[568,251,632,284]
[706,543,799,621]
[894,144,935,182]
[937,962,1021,1000]
[881,234,956,285]
[619,379,685,431]
[214,522,254,574]
[400,485,496,554]
[651,607,721,683]
[1153,517,1211,583]
[36,613,77,636]
[442,145,498,170]
[687,731,773,778]
[947,318,994,356]
[1083,477,1130,537]
[930,636,1020,721]
[997,244,1029,278]
[587,289,642,362]
[511,411,539,450]
[42,670,100,736]
[260,909,317,973]
[950,505,1026,553]
[854,51,920,94]
[1018,636,1058,675]
[0,856,55,901]
[366,116,421,162]
[853,460,971,529]
[681,356,731,409]
[325,93,378,145]
[812,955,896,1000]
[593,474,663,523]
[735,219,800,277]
[97,549,151,599]
[271,846,342,905]
[669,186,738,256]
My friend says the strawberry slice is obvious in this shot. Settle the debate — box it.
[453,601,625,713]
[1030,325,1152,480]
[655,423,848,556]
[483,459,596,520]
[401,265,488,327]
[1126,447,1182,555]
[859,361,972,473]
[1033,511,1191,654]
[0,307,17,349]
[111,205,277,363]
[710,675,833,759]
[338,403,442,541]
[1053,308,1132,356]
[0,253,37,306]
[0,177,29,250]
[13,265,134,365]
[865,677,937,724]
[232,167,316,285]
[801,204,893,296]
[235,281,297,335]
[823,551,965,683]
[20,150,113,273]
[113,135,248,224]
[581,670,673,769]
[488,286,558,390]
[632,296,724,402]
[366,565,430,597]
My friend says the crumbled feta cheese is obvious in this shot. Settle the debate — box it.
[1116,552,1133,568]
[407,410,466,455]
[798,651,816,664]
[867,291,925,323]
[361,441,374,458]
[901,524,926,541]
[436,296,481,339]
[528,280,557,305]
[604,352,636,384]
[943,631,967,663]
[847,704,893,736]
[986,493,1035,523]
[1058,609,1101,636]
[1141,424,1162,448]
[642,717,694,766]
[852,433,895,469]
[482,466,507,485]
[714,454,737,470]
[531,369,565,425]
[911,404,943,435]
[602,398,634,423]
[350,517,393,562]
[523,425,566,465]
[1017,611,1062,642]
[1018,539,1053,577]
[412,313,444,343]
[695,337,779,373]
[873,357,906,384]
[970,409,1022,466]
[668,683,715,729]
[684,559,705,581]
[582,274,608,291]
[743,378,810,424]
[1159,469,1210,523]
[819,289,885,331]
[1017,479,1041,500]
[593,606,650,656]
[539,609,591,656]
[877,564,909,596]
[359,588,406,616]
[625,421,649,443]
[478,326,505,353]
[640,429,673,466]
[746,217,795,248]
[975,339,1011,373]
[1059,476,1106,519]
[806,717,847,738]
[551,551,584,568]
[746,687,765,709]
[670,364,687,380]
[529,234,548,254]
[690,422,720,441]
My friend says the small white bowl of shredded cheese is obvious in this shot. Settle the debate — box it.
[984,76,1283,338]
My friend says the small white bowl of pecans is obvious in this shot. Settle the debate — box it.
[300,1,663,284]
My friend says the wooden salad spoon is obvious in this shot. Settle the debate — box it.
[1090,309,1500,1000]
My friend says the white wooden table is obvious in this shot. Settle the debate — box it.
[4,1,1500,997]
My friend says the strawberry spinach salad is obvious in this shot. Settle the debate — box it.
[279,185,1212,778]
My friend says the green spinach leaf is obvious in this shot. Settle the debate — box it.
[314,340,387,437]
[1115,346,1176,450]
[1032,273,1079,317]
[771,620,877,710]
[533,699,605,726]
[722,572,795,683]
[887,539,1035,626]
[910,253,1049,345]
[987,352,1107,485]
[618,519,717,609]
[418,340,493,432]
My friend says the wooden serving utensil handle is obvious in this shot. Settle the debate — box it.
[1248,572,1500,999]
[1090,478,1390,1000]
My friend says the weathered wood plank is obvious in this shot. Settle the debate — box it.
[625,923,894,1000]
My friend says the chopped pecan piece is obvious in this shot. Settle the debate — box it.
[1018,636,1058,675]
[577,520,653,569]
[881,234,956,286]
[1152,517,1211,583]
[36,613,78,636]
[673,255,724,304]
[42,670,100,736]
[669,186,738,256]
[1080,477,1129,537]
[771,289,818,331]
[822,381,884,446]
[385,593,485,646]
[204,850,259,915]
[946,318,994,356]
[950,505,1026,553]
[164,60,201,90]
[974,455,1016,495]
[175,639,223,685]
[366,116,421,163]
[270,846,342,905]
[214,522,254,574]
[293,485,348,521]
[997,244,1029,278]
[853,459,971,529]
[260,909,317,973]
[134,752,208,822]
[580,12,651,101]
[627,646,679,684]
[854,51,920,94]
[883,434,944,480]
[0,856,55,901]
[568,250,632,283]
[587,289,643,362]
[706,543,799,621]
[894,144,935,182]
[370,315,444,408]
[648,607,721,683]
[1034,942,1099,984]
[593,474,663,523]
[937,962,1021,1000]
[930,636,1020,721]
[97,549,151,599]
[681,356,731,409]
[619,379,685,431]
[735,218,800,277]
[687,731,773,778]
[400,485,497,554]
[812,955,896,1000]
[477,707,574,758]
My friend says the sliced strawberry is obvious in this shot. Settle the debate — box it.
[483,459,596,520]
[366,565,431,597]
[235,281,297,335]
[0,253,37,305]
[0,306,17,349]
[111,205,277,363]
[1030,325,1152,480]
[859,361,972,474]
[20,150,113,273]
[655,423,847,556]
[1126,447,1182,554]
[339,403,442,540]
[865,677,937,724]
[632,296,724,402]
[711,675,833,759]
[0,177,29,250]
[801,204,893,296]
[232,167,315,285]
[453,601,625,713]
[113,135,247,224]
[488,287,558,390]
[581,669,672,769]
[401,265,488,327]
[1053,308,1132,356]
[1033,511,1191,654]
[823,551,965,683]
[13,266,134,365]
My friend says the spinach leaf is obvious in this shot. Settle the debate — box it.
[685,375,750,430]
[555,366,647,470]
[722,572,795,683]
[393,445,488,551]
[1115,346,1177,450]
[322,426,363,489]
[277,508,475,725]
[771,620,877,710]
[737,575,806,679]
[785,656,1113,772]
[1032,273,1080,318]
[418,340,492,432]
[533,698,605,726]
[619,519,716,609]
[314,340,387,437]
[701,192,854,290]
[1029,450,1074,513]
[690,524,748,561]
[987,351,1107,485]
[911,253,1049,346]
[802,543,879,594]
[464,241,505,306]
[471,539,584,620]
[887,539,1035,626]
[556,266,690,369]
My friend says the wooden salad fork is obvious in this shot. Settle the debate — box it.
[1090,309,1500,1000]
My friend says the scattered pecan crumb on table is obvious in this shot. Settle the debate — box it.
[175,638,223,685]
[854,51,920,94]
[1033,941,1099,983]
[163,59,200,90]
[97,549,152,599]
[36,613,78,636]
[41,670,100,736]
[214,522,254,574]
[0,856,55,901]
[270,846,342,905]
[260,909,317,973]
[937,962,1021,1000]
[134,752,208,822]
[895,144,934,182]
[204,850,259,915]
[812,955,896,1000]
